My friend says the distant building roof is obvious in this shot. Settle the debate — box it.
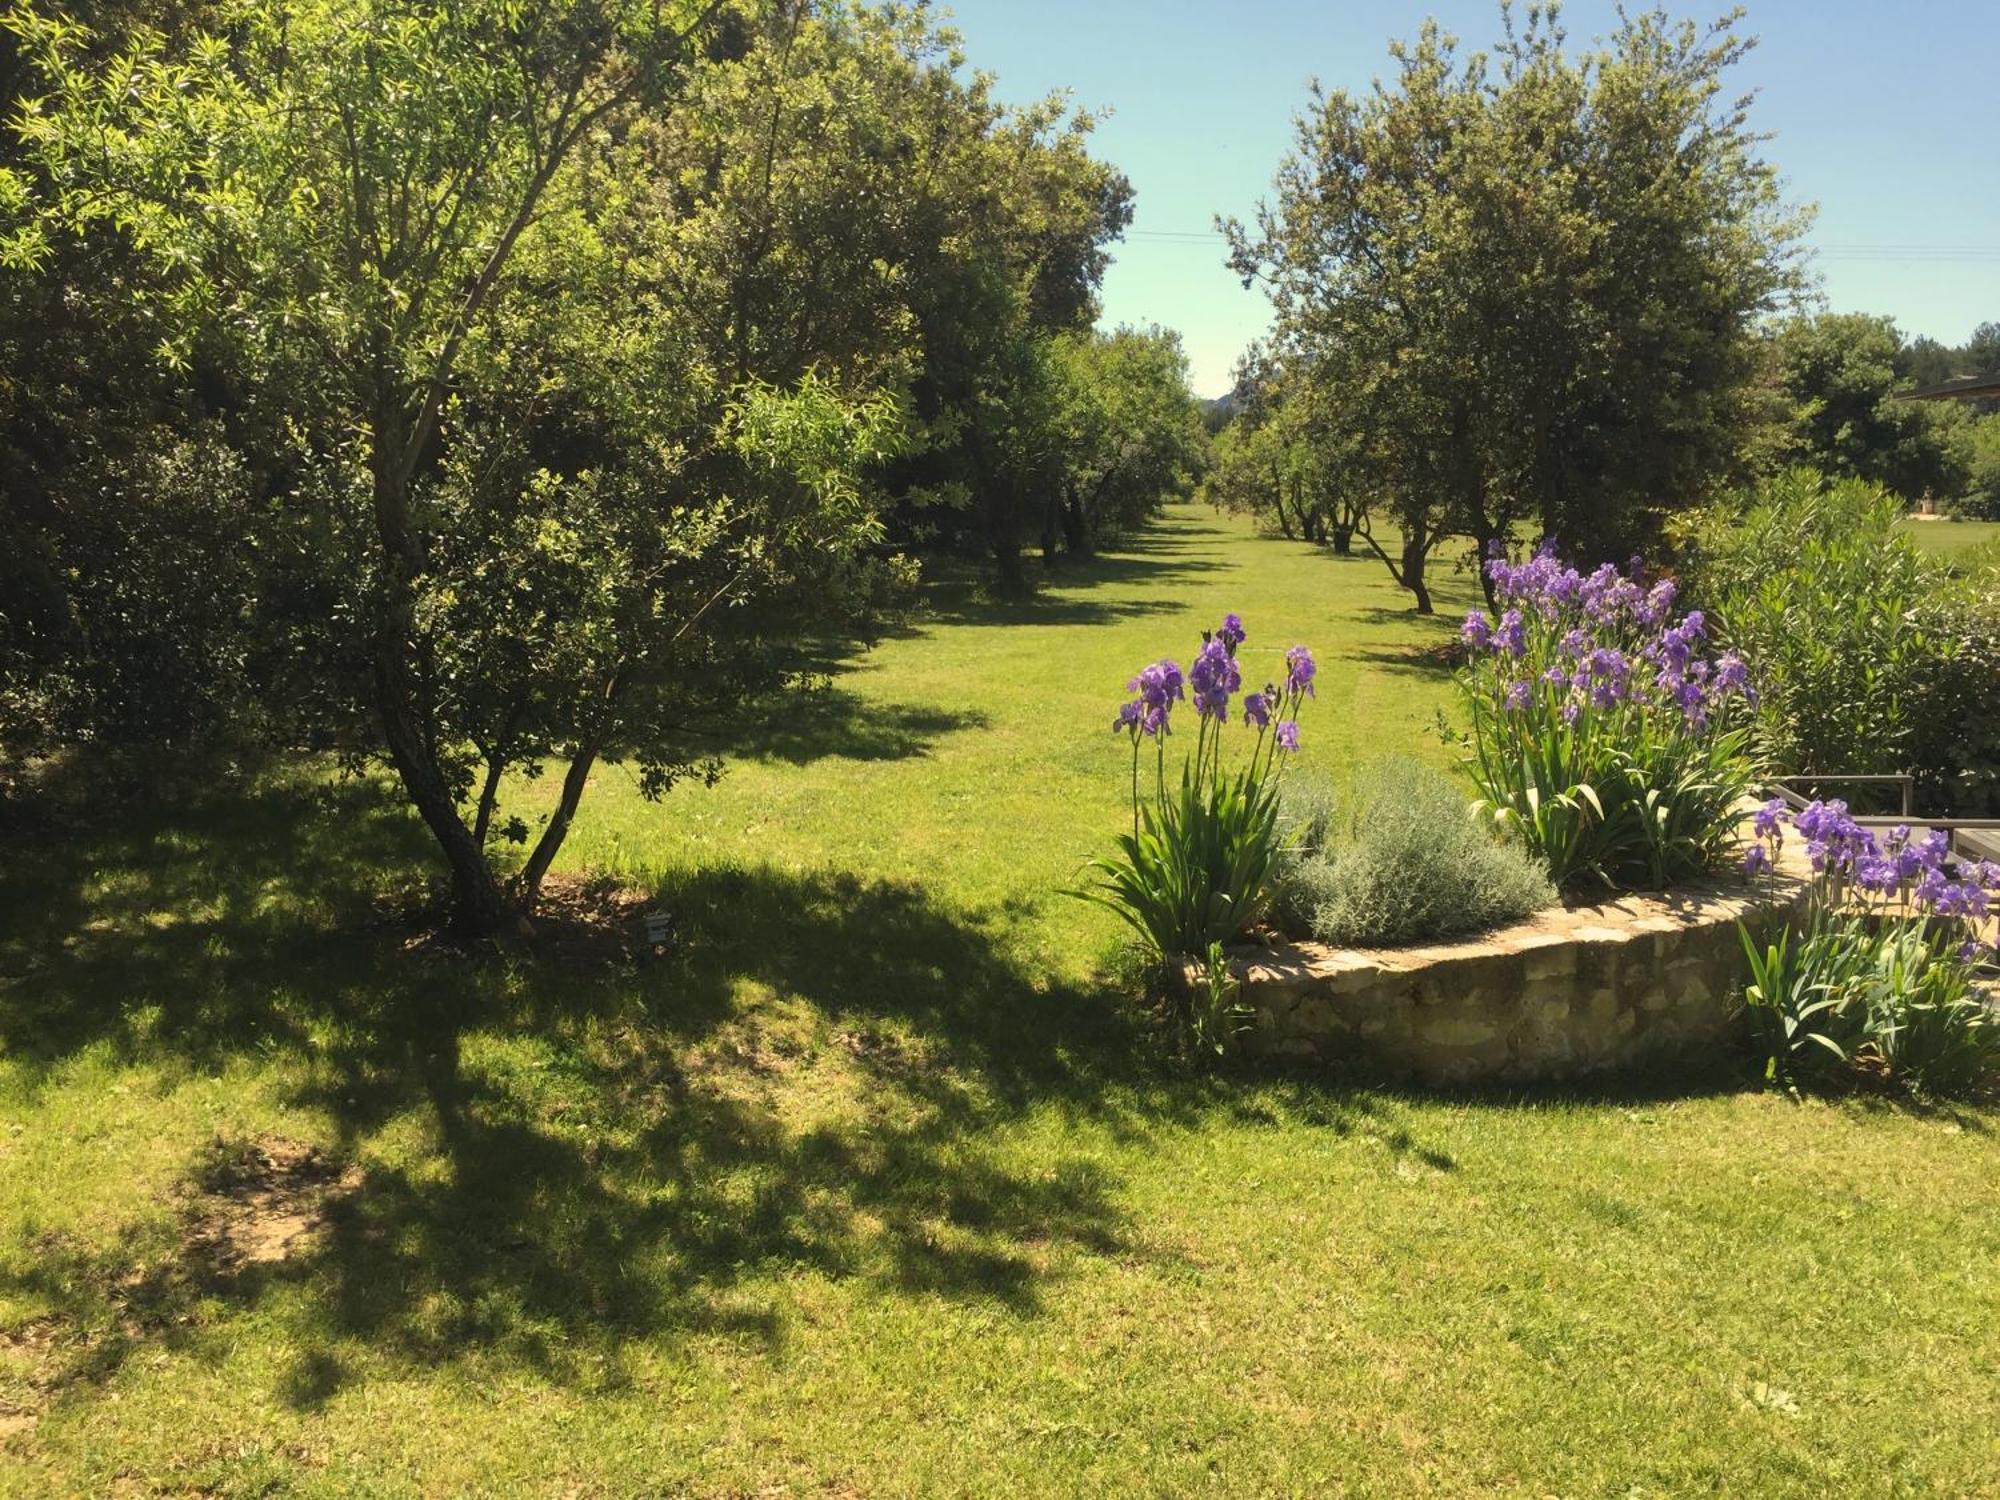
[1901,372,2000,403]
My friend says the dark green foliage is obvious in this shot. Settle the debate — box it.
[1273,760,1554,948]
[1903,320,2000,390]
[1957,415,2000,519]
[0,0,1149,927]
[1771,313,1971,503]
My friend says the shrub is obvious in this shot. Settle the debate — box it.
[1740,799,2000,1099]
[1082,613,1317,963]
[1274,759,1556,947]
[1956,413,2000,521]
[1456,545,1758,890]
[1681,469,2000,815]
[1269,774,1342,934]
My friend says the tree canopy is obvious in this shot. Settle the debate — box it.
[1770,312,1973,504]
[1226,2,1808,610]
[0,0,1197,931]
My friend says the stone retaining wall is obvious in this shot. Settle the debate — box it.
[1234,868,1808,1085]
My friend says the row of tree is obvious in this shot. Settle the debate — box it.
[0,0,1204,932]
[1213,308,1999,590]
[1208,3,1993,609]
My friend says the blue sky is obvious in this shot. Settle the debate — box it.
[944,0,2000,396]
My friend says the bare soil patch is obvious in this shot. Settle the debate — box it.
[185,1136,362,1270]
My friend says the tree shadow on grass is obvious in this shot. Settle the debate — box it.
[0,769,1181,1405]
[0,758,1507,1417]
[682,664,991,766]
[909,525,1234,631]
[0,768,431,1081]
[1345,643,1462,680]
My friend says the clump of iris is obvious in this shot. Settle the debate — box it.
[1745,798,2000,961]
[1455,540,1763,891]
[1461,542,1754,731]
[1112,613,1316,832]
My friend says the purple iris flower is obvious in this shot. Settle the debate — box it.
[1190,638,1240,721]
[1854,855,1900,895]
[1916,829,1952,869]
[1583,648,1631,708]
[1495,610,1527,657]
[1275,720,1300,753]
[1503,679,1532,712]
[1285,645,1317,698]
[1744,844,1771,878]
[1637,578,1678,629]
[1123,658,1185,737]
[1752,798,1787,840]
[1462,611,1493,651]
[1713,652,1750,695]
[1242,691,1272,729]
[1915,869,1953,910]
[1217,612,1246,651]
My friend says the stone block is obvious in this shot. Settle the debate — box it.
[1523,945,1577,982]
[1420,1015,1503,1049]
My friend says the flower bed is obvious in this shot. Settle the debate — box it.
[1230,852,1811,1085]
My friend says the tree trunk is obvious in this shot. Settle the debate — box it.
[373,651,519,935]
[368,395,520,938]
[992,538,1027,595]
[1402,532,1433,614]
[519,737,601,903]
[471,749,505,848]
[1330,525,1353,555]
[1062,489,1090,556]
[1267,461,1294,539]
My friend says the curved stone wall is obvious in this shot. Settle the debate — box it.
[1235,869,1808,1085]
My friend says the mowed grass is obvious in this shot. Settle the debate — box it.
[2,505,1996,1497]
[1901,516,2000,566]
[545,506,1473,975]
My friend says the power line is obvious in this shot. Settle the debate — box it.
[1118,228,2000,263]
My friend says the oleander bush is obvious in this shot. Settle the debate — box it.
[1680,470,2000,815]
[1273,759,1555,947]
[1739,798,2000,1099]
[1456,544,1759,891]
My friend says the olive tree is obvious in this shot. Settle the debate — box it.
[1042,325,1206,557]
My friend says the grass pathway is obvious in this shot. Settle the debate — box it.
[551,504,1475,975]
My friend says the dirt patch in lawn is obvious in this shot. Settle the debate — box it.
[185,1136,362,1270]
[385,871,667,969]
[0,1136,361,1436]
[0,1315,62,1438]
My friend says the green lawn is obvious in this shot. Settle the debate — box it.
[3,506,1996,1496]
[1902,516,2000,565]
